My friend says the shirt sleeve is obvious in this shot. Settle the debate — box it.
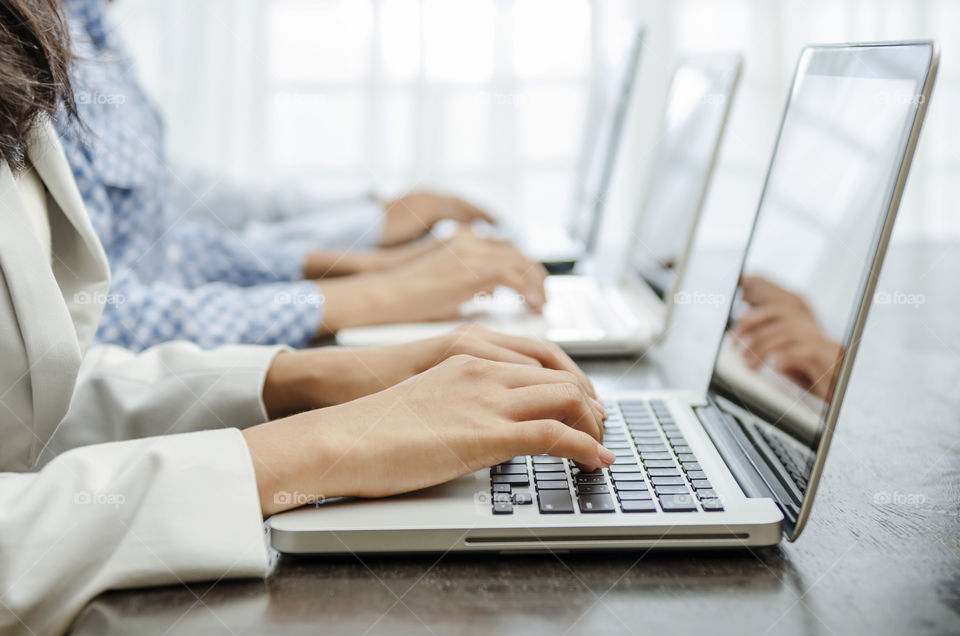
[0,429,269,636]
[95,269,323,351]
[173,167,386,251]
[37,342,285,464]
[167,217,311,288]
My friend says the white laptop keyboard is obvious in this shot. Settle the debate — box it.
[543,283,630,334]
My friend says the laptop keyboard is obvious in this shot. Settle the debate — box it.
[488,399,724,515]
[544,285,629,334]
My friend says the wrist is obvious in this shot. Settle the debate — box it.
[317,273,405,335]
[243,409,355,516]
[304,250,377,279]
[262,351,318,418]
[264,348,391,418]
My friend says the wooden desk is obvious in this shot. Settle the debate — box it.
[71,243,960,635]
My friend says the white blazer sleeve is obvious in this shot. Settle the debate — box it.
[0,429,269,636]
[38,342,285,465]
[174,167,386,250]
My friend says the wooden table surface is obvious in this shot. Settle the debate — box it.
[71,243,960,635]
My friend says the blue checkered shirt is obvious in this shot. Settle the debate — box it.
[57,0,372,350]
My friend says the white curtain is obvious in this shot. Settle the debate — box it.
[110,0,959,245]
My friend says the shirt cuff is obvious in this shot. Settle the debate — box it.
[205,344,290,425]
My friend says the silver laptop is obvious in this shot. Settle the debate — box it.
[337,53,743,355]
[272,41,937,553]
[484,26,646,273]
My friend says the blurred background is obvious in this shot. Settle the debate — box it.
[109,0,958,251]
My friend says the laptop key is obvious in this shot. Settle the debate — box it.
[532,456,564,465]
[492,464,529,475]
[612,448,636,457]
[501,457,527,465]
[492,474,529,486]
[574,473,606,484]
[635,444,669,453]
[633,433,665,441]
[576,484,610,495]
[578,493,616,513]
[493,492,512,504]
[654,485,690,496]
[617,490,653,501]
[700,498,724,511]
[685,470,707,480]
[639,452,674,461]
[532,467,566,477]
[536,480,569,490]
[609,465,644,474]
[658,494,698,512]
[493,501,513,514]
[643,459,676,469]
[620,499,657,513]
[681,462,702,472]
[538,489,574,513]
[691,479,713,490]
[513,492,533,505]
[647,468,681,477]
[612,481,648,491]
[651,476,686,486]
[697,489,718,499]
[492,483,511,494]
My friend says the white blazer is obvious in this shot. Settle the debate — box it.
[0,122,276,635]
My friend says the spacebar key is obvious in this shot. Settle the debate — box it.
[538,489,574,513]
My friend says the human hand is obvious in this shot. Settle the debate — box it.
[318,229,548,334]
[381,191,496,246]
[262,325,597,418]
[245,355,614,516]
[303,239,440,279]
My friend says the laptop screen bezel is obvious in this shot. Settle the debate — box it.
[702,41,938,541]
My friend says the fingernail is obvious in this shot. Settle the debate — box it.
[590,398,605,416]
[597,444,616,466]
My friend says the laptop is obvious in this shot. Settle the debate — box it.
[271,41,937,553]
[491,26,646,274]
[337,53,743,355]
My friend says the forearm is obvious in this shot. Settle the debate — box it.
[262,345,428,418]
[304,250,383,279]
[303,240,439,280]
[313,274,400,335]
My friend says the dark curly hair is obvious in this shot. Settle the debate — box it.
[0,0,76,171]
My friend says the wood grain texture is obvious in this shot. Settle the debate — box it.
[71,243,960,635]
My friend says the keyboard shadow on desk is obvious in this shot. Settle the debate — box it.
[72,549,823,636]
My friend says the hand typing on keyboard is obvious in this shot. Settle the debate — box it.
[263,324,596,416]
[244,354,614,516]
[488,400,725,515]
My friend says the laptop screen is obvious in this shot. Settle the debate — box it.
[708,43,935,502]
[568,28,644,250]
[630,54,742,301]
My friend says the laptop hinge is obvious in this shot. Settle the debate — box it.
[695,399,800,528]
